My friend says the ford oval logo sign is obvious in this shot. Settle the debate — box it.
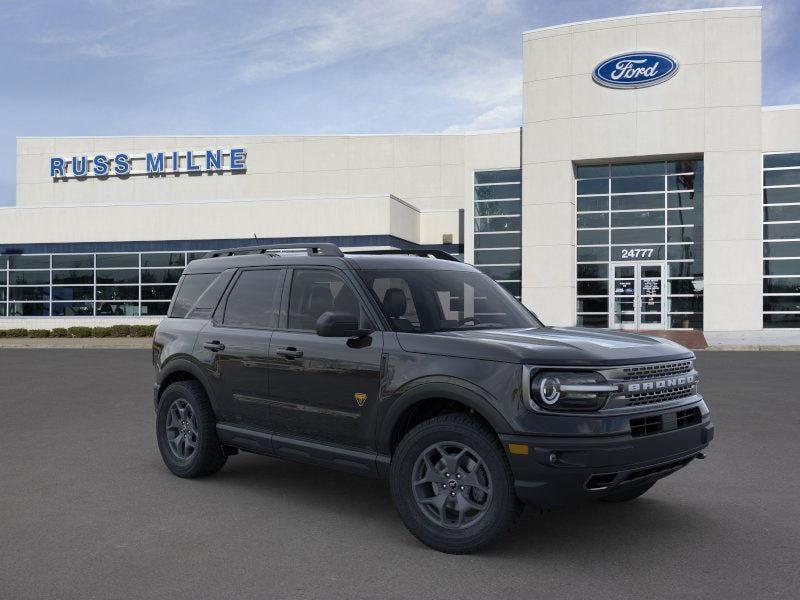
[593,52,678,89]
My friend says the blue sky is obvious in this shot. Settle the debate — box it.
[1,0,798,206]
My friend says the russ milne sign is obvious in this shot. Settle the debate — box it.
[50,148,246,179]
[592,52,678,89]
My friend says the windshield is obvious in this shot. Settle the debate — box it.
[358,269,541,333]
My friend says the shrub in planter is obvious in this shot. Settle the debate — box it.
[109,324,132,337]
[4,328,28,338]
[28,329,51,338]
[91,327,113,338]
[51,328,69,338]
[130,324,157,337]
[67,326,92,338]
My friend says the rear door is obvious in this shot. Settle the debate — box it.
[197,267,285,427]
[267,267,383,451]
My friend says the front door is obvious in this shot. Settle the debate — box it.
[610,262,666,330]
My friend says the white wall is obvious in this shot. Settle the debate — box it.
[521,7,764,331]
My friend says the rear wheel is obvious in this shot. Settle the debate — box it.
[390,413,520,554]
[156,380,227,478]
[598,481,655,503]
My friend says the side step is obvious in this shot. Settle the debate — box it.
[216,423,385,478]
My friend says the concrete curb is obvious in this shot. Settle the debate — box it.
[703,345,800,351]
[0,338,152,349]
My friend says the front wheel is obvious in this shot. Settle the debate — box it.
[390,414,521,554]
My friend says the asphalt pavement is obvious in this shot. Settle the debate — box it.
[0,350,798,599]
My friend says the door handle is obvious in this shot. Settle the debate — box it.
[203,340,226,352]
[276,347,303,360]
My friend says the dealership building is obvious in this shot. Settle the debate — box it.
[3,6,800,339]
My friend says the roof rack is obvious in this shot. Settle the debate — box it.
[204,243,344,259]
[346,249,460,262]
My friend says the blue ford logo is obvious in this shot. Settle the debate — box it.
[593,52,678,89]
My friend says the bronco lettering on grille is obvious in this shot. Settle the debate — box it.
[625,373,695,394]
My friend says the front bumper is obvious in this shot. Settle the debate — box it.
[500,416,713,508]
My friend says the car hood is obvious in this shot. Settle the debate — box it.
[395,326,693,366]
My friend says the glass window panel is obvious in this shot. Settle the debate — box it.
[764,153,800,168]
[141,302,171,316]
[474,249,521,264]
[667,174,698,191]
[669,262,698,277]
[288,269,370,331]
[474,217,520,232]
[477,265,521,281]
[668,279,703,295]
[9,270,50,285]
[0,272,5,285]
[576,165,609,178]
[611,194,663,210]
[763,241,800,258]
[141,268,183,284]
[474,184,521,200]
[52,286,93,301]
[669,314,703,329]
[497,281,521,296]
[577,179,608,195]
[610,228,664,244]
[224,269,285,329]
[764,259,800,276]
[577,281,608,295]
[474,170,520,184]
[667,191,702,209]
[577,212,608,228]
[611,176,663,194]
[141,253,185,268]
[577,314,608,327]
[764,205,800,222]
[52,254,93,269]
[96,269,139,284]
[611,210,664,228]
[52,270,93,284]
[0,255,6,269]
[763,296,800,312]
[171,273,218,318]
[764,223,800,240]
[763,188,800,205]
[763,278,800,294]
[96,285,139,301]
[668,209,700,226]
[764,170,800,187]
[474,200,520,216]
[52,302,94,316]
[667,245,695,261]
[577,196,608,212]
[96,302,139,316]
[0,288,5,301]
[8,255,49,269]
[8,302,49,316]
[610,162,664,177]
[669,296,703,312]
[667,160,702,174]
[577,297,608,312]
[764,314,800,327]
[577,230,608,245]
[577,246,608,262]
[474,232,521,249]
[668,227,694,243]
[577,264,608,279]
[141,285,177,301]
[0,304,6,316]
[96,254,138,268]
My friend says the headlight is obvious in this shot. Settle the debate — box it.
[528,371,617,411]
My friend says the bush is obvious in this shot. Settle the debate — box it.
[130,324,157,337]
[109,324,132,337]
[28,329,51,338]
[67,326,92,338]
[51,328,69,338]
[4,328,28,338]
[91,327,113,338]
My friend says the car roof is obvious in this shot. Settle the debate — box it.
[182,251,477,275]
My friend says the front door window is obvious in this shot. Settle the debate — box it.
[611,262,665,329]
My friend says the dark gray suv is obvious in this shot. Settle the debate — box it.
[152,243,713,553]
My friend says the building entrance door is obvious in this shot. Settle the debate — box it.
[610,262,666,330]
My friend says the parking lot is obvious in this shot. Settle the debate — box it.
[1,350,798,599]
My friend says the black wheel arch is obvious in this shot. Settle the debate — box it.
[156,357,220,417]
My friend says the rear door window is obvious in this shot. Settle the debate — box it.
[222,269,284,329]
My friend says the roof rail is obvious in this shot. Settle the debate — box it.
[346,249,460,262]
[204,242,344,259]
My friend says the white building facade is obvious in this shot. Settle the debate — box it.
[3,6,800,336]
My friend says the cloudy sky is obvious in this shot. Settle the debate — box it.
[1,0,798,205]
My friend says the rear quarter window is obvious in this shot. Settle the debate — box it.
[170,273,218,318]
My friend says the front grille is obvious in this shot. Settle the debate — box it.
[623,384,696,407]
[621,359,693,381]
[630,407,702,437]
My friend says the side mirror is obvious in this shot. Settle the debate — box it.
[315,311,371,338]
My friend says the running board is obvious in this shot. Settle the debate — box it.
[216,423,385,478]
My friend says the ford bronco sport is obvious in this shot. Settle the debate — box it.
[152,243,713,554]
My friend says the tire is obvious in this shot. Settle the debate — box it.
[390,413,521,554]
[598,481,655,503]
[156,380,227,478]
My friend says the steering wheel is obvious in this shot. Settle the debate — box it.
[457,316,480,326]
